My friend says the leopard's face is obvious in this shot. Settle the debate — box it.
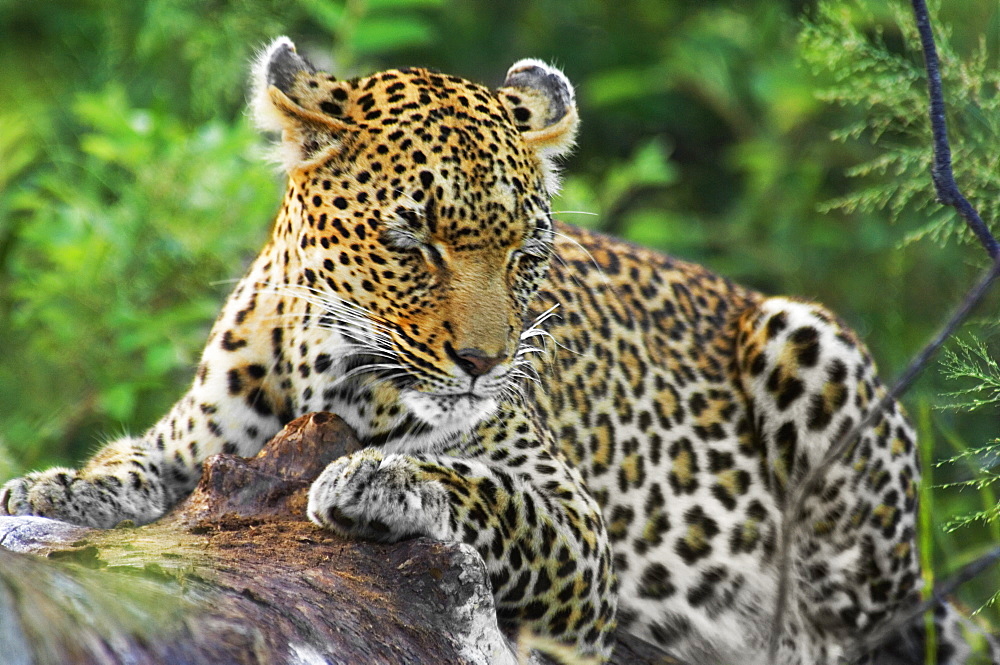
[252,39,577,438]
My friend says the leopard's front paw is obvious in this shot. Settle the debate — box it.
[1,468,159,529]
[307,449,450,542]
[2,468,94,526]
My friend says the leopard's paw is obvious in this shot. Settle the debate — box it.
[1,467,162,529]
[307,449,450,542]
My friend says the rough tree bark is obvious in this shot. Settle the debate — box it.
[0,413,685,665]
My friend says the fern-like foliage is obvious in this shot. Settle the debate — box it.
[936,335,1000,613]
[799,0,1000,249]
[935,436,1000,529]
[934,436,1000,614]
[940,336,1000,412]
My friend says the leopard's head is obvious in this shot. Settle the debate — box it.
[251,37,577,438]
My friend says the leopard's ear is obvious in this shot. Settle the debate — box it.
[497,59,579,192]
[250,37,352,172]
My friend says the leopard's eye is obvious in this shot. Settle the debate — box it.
[421,242,446,268]
[379,229,444,267]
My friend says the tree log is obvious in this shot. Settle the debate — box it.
[0,413,683,665]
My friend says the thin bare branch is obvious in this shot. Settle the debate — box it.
[910,0,999,259]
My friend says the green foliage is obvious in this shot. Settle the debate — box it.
[556,137,680,244]
[799,1,1000,251]
[0,83,279,466]
[934,336,1000,614]
[940,335,1000,412]
[936,438,1000,533]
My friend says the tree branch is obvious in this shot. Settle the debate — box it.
[910,0,1000,259]
[768,1,1000,660]
[0,413,692,665]
[0,414,522,665]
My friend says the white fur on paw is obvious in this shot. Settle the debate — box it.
[307,451,450,542]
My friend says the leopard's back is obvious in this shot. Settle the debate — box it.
[530,223,923,663]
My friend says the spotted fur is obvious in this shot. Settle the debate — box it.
[2,38,994,663]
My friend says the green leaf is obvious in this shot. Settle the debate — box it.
[584,67,670,108]
[144,344,179,377]
[100,384,138,422]
[352,17,435,55]
[298,0,345,32]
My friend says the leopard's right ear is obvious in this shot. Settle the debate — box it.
[250,37,353,172]
[496,59,579,195]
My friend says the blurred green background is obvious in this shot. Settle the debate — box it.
[0,0,997,629]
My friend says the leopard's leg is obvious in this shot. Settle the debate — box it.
[307,400,617,661]
[1,272,287,528]
[736,297,921,661]
[1,390,281,528]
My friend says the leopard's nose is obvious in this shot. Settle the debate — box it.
[452,347,505,377]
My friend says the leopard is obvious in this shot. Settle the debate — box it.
[1,37,994,664]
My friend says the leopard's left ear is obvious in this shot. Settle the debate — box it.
[497,60,579,191]
[250,37,352,172]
